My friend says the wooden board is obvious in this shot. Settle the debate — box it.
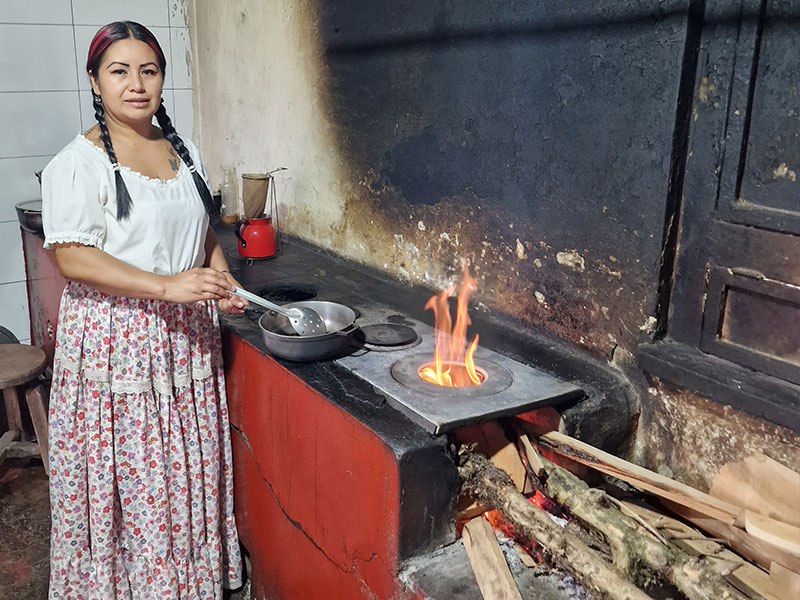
[711,454,800,528]
[462,516,524,600]
[729,563,794,600]
[540,431,741,524]
[770,563,800,599]
[512,423,545,478]
[744,510,800,557]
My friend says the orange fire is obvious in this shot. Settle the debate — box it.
[418,263,482,387]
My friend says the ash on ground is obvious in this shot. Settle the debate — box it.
[400,531,592,600]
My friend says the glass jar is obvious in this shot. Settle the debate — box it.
[220,167,238,224]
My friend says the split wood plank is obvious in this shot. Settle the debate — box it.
[512,422,545,478]
[462,516,524,600]
[539,431,741,524]
[729,563,794,600]
[663,500,800,574]
[770,563,800,599]
[743,510,800,557]
[711,454,800,528]
[512,542,537,568]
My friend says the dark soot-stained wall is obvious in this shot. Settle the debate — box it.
[318,1,688,357]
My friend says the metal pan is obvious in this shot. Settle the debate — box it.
[16,200,43,233]
[258,300,358,361]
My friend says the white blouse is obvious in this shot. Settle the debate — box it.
[42,134,211,277]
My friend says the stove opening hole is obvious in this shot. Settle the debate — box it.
[418,360,486,388]
[256,284,318,303]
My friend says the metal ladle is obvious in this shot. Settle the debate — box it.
[233,287,327,336]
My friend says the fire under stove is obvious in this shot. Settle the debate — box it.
[336,306,585,434]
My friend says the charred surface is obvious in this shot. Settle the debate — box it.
[313,0,689,359]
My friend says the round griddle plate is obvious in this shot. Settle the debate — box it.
[360,323,418,347]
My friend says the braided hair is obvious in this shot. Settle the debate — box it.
[154,100,215,215]
[86,21,213,219]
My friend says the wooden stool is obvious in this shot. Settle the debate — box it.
[0,344,49,473]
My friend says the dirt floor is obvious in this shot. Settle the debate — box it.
[0,461,250,600]
[0,463,50,600]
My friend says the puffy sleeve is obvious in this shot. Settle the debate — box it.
[41,147,108,250]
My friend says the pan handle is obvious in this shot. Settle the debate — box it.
[335,323,359,337]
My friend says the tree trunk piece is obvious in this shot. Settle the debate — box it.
[458,448,652,600]
[542,457,750,600]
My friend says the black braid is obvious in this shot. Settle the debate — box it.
[93,92,133,219]
[155,100,215,217]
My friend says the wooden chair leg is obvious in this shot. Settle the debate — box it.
[25,383,49,474]
[3,386,24,437]
[0,429,20,466]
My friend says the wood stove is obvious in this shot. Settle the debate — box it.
[337,305,584,434]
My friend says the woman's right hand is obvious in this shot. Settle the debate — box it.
[164,267,234,304]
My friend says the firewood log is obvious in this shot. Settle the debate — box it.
[458,447,653,600]
[541,457,751,600]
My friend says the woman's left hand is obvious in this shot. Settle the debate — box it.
[218,271,248,314]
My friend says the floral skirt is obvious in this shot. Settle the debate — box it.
[48,281,242,600]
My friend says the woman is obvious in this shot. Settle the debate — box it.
[42,21,245,599]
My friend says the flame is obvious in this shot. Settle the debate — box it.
[418,262,483,387]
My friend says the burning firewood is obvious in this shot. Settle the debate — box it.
[458,447,653,600]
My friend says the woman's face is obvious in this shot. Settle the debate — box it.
[89,38,163,127]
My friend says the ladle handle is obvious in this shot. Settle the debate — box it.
[233,287,295,318]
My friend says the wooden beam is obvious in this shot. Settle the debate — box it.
[462,516,524,600]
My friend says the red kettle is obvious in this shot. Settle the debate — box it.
[235,217,277,259]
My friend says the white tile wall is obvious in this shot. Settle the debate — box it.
[0,222,26,283]
[0,92,83,159]
[0,282,31,343]
[173,89,194,140]
[71,0,170,27]
[0,1,73,25]
[0,0,193,342]
[0,24,78,92]
[0,157,49,221]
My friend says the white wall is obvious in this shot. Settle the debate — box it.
[0,0,193,344]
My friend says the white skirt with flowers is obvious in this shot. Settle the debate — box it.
[48,281,242,600]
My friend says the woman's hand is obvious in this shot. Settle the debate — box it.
[164,267,235,304]
[217,271,248,315]
[201,226,247,314]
